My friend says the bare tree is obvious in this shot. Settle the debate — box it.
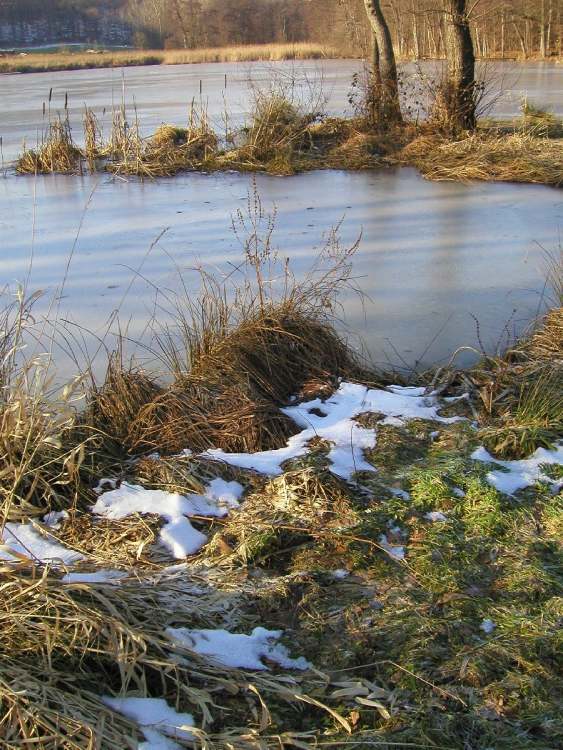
[442,0,476,130]
[362,0,403,125]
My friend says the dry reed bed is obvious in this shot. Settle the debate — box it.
[399,131,563,187]
[14,93,563,185]
[0,43,341,74]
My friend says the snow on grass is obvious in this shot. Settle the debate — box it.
[102,696,194,749]
[425,511,448,522]
[0,522,84,565]
[166,626,311,671]
[378,534,406,561]
[91,480,243,559]
[472,443,563,495]
[480,618,496,634]
[42,510,69,529]
[204,382,463,480]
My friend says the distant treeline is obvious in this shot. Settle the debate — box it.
[0,1,131,47]
[0,0,561,58]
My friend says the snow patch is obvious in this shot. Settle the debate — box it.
[91,479,241,559]
[43,510,69,529]
[472,444,563,495]
[103,696,194,748]
[166,626,311,671]
[204,382,462,480]
[378,534,406,561]
[0,522,84,565]
[480,618,496,634]
[332,568,350,579]
[425,511,448,522]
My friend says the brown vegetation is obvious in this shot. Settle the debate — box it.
[398,131,563,187]
[0,43,342,75]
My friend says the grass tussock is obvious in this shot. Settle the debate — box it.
[16,117,82,174]
[87,195,365,455]
[0,292,98,522]
[398,130,563,186]
[521,99,563,137]
[468,262,562,459]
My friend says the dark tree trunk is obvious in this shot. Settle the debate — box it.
[443,0,476,131]
[363,0,403,125]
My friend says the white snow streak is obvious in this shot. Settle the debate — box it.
[203,382,463,480]
[166,626,311,671]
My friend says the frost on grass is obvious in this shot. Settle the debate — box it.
[92,480,243,559]
[166,626,312,671]
[102,696,194,750]
[0,522,84,565]
[204,382,464,480]
[472,443,563,495]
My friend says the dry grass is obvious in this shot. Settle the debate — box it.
[467,263,563,458]
[16,117,82,174]
[0,292,97,522]
[399,131,563,186]
[86,194,366,455]
[0,565,349,748]
[0,43,341,75]
[107,107,219,177]
[163,43,341,65]
[13,86,562,184]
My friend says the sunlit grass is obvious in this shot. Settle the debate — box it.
[0,43,343,74]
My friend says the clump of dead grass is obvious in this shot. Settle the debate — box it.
[87,191,367,456]
[468,274,562,459]
[521,99,563,138]
[0,291,97,522]
[205,466,360,569]
[16,116,82,174]
[399,131,563,186]
[108,106,219,177]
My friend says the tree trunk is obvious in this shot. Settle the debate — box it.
[443,0,476,131]
[362,0,403,125]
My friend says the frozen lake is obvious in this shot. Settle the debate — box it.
[0,59,561,377]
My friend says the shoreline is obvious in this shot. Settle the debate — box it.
[1,44,561,75]
[1,244,561,746]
